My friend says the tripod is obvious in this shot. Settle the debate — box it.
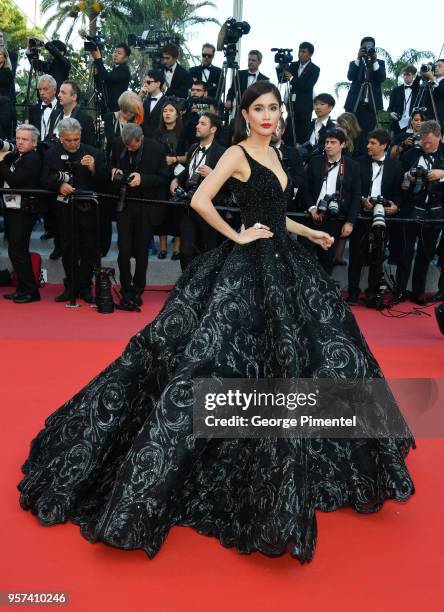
[277,67,297,146]
[22,57,40,122]
[413,79,439,123]
[352,57,380,130]
[215,47,242,124]
[85,60,109,150]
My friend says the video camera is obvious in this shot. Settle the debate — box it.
[272,47,293,72]
[84,31,105,53]
[127,29,181,70]
[216,17,250,65]
[420,62,435,75]
[27,37,44,60]
[317,193,339,217]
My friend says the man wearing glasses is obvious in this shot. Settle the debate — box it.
[189,43,221,99]
[140,69,165,138]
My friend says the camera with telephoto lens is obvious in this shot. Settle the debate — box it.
[369,196,389,229]
[84,31,105,53]
[28,37,44,60]
[420,62,434,74]
[112,172,132,212]
[94,267,115,314]
[271,47,293,72]
[360,41,376,60]
[0,139,16,154]
[317,193,340,217]
[410,165,429,194]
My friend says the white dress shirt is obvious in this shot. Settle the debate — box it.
[370,156,385,198]
[311,158,341,209]
[164,63,177,88]
[40,98,58,140]
[309,117,330,146]
[188,143,212,178]
[247,71,258,86]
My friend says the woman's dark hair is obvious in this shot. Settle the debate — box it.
[232,80,282,145]
[156,99,183,137]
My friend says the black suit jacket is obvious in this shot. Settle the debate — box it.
[142,95,166,138]
[189,64,222,98]
[29,101,62,141]
[399,144,444,216]
[227,70,269,102]
[305,155,362,224]
[286,61,320,114]
[111,137,170,225]
[165,64,192,99]
[387,79,420,127]
[41,142,107,195]
[306,117,336,147]
[94,60,131,112]
[344,59,386,112]
[0,149,44,211]
[179,140,226,202]
[51,105,96,147]
[358,154,403,207]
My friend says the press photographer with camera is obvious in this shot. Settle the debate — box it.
[161,43,192,100]
[91,42,131,113]
[0,125,42,303]
[347,129,403,307]
[41,118,107,303]
[26,38,71,92]
[297,93,336,162]
[420,59,444,131]
[169,112,225,271]
[390,108,426,161]
[282,42,320,145]
[344,36,386,138]
[111,123,170,309]
[189,43,221,99]
[182,80,218,149]
[303,128,361,275]
[387,65,420,135]
[392,120,444,305]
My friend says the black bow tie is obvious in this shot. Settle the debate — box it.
[149,97,157,102]
[41,104,52,111]
[328,160,339,168]
[404,85,412,89]
[248,72,257,77]
[197,146,206,153]
[373,159,384,166]
[165,67,173,72]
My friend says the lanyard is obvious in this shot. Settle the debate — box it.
[369,161,384,195]
[191,148,206,173]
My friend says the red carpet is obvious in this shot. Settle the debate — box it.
[1,285,443,611]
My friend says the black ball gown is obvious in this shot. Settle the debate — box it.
[18,145,415,563]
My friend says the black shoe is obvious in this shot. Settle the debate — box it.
[132,289,143,307]
[390,291,408,305]
[428,292,444,303]
[171,252,180,261]
[411,294,427,306]
[13,291,40,303]
[55,289,76,302]
[3,291,21,300]
[365,294,377,308]
[49,247,62,260]
[157,250,167,260]
[79,288,95,304]
[40,231,54,241]
[346,292,359,305]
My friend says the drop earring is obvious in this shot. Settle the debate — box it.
[245,120,251,137]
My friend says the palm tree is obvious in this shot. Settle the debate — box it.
[335,47,436,99]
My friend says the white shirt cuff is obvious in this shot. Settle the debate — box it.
[354,59,360,67]
[372,61,379,71]
[308,205,316,212]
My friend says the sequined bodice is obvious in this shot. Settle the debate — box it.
[227,145,290,239]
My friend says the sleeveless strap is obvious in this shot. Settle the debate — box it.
[235,144,253,168]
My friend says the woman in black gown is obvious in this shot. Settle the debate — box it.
[18,81,414,563]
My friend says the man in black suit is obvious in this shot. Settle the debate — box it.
[344,36,386,138]
[26,39,71,91]
[225,50,269,109]
[91,43,131,113]
[391,120,444,305]
[421,59,444,132]
[189,43,221,99]
[161,43,191,99]
[41,117,107,303]
[0,125,43,303]
[55,80,96,146]
[141,69,166,138]
[111,123,170,308]
[303,128,361,275]
[347,129,403,306]
[298,93,336,162]
[169,112,225,270]
[388,65,420,135]
[282,42,320,145]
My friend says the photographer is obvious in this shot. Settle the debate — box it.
[189,43,221,99]
[92,43,131,113]
[0,125,42,303]
[56,80,96,146]
[170,112,225,271]
[421,59,444,131]
[303,128,361,275]
[225,50,269,109]
[26,39,71,92]
[41,118,107,303]
[182,80,218,149]
[392,120,444,305]
[387,65,420,135]
[141,70,165,138]
[161,43,192,99]
[390,109,426,161]
[344,36,386,138]
[111,123,170,308]
[298,93,336,162]
[347,129,403,306]
[282,42,320,144]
